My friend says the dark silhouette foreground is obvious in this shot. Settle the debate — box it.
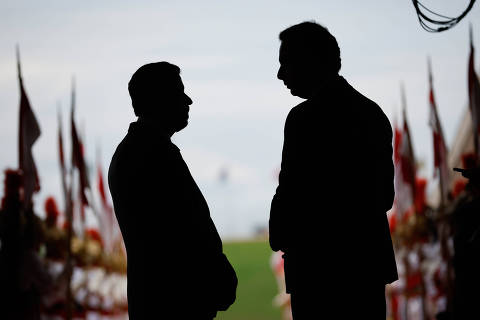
[452,166,480,318]
[269,22,398,319]
[109,62,237,319]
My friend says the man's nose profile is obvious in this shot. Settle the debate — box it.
[277,66,284,80]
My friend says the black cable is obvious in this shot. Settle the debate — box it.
[412,0,476,32]
[416,1,454,20]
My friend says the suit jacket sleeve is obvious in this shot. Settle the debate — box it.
[372,109,398,283]
[373,111,395,213]
[269,108,298,252]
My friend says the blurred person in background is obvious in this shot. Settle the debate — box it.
[0,170,66,320]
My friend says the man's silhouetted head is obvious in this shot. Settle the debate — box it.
[128,62,193,134]
[277,21,341,99]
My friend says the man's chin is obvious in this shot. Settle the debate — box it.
[289,88,308,99]
[174,120,188,132]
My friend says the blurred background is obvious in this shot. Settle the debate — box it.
[1,1,480,319]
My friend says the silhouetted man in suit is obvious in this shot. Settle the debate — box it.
[108,62,237,319]
[269,22,398,319]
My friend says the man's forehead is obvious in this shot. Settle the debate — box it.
[160,74,184,90]
[279,42,300,61]
[280,41,317,63]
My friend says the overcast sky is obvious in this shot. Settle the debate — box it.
[1,1,480,238]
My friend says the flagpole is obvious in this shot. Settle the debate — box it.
[400,82,427,319]
[400,83,417,203]
[65,177,73,320]
[428,59,454,315]
[58,105,68,202]
[58,101,73,319]
[16,44,23,202]
[96,144,112,253]
[17,44,24,173]
[16,45,42,211]
[16,44,22,87]
[65,77,76,320]
[438,166,455,315]
[470,24,477,157]
[469,23,480,161]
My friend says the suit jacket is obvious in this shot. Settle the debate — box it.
[108,122,237,319]
[269,76,398,294]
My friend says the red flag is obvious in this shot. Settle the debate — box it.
[58,109,65,173]
[428,59,451,202]
[17,47,41,207]
[393,120,413,220]
[393,113,413,219]
[70,81,89,206]
[97,164,108,205]
[387,210,397,233]
[78,184,86,222]
[97,158,115,252]
[468,25,480,159]
[58,108,68,202]
[97,155,113,225]
[393,121,402,163]
[400,85,417,202]
[414,177,427,213]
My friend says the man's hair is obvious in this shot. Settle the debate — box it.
[279,21,341,74]
[128,62,181,117]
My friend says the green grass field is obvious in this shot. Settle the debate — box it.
[216,240,282,320]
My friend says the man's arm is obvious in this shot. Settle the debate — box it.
[373,110,399,283]
[374,111,395,213]
[269,110,297,252]
[269,193,285,252]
